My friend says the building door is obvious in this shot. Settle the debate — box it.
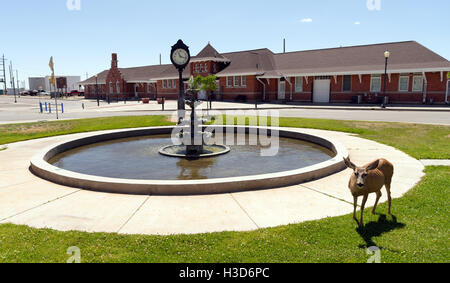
[446,79,450,103]
[313,78,331,103]
[278,81,286,100]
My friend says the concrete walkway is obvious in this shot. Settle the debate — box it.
[420,160,450,166]
[0,128,425,235]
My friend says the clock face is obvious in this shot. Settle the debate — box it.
[172,48,189,66]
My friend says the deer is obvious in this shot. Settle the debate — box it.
[343,157,394,228]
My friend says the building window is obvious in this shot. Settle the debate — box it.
[213,64,217,73]
[168,80,172,88]
[295,77,303,92]
[148,84,151,93]
[399,75,410,92]
[109,82,113,94]
[204,64,208,73]
[194,65,199,73]
[412,76,423,92]
[234,76,240,87]
[163,80,166,88]
[241,76,247,87]
[343,75,352,92]
[227,77,232,87]
[116,82,120,93]
[370,75,381,93]
[199,64,203,73]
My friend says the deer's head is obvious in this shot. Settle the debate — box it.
[344,157,380,188]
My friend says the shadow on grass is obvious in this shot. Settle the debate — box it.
[357,214,405,249]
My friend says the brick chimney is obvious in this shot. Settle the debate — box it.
[111,53,118,68]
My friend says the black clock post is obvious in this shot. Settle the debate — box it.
[170,40,191,124]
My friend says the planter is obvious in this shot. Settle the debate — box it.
[142,98,150,104]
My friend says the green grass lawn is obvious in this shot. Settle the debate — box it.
[0,115,174,146]
[0,166,448,263]
[0,116,448,263]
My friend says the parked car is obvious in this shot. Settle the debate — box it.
[69,90,84,96]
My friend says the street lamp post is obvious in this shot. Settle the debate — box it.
[382,51,390,109]
[95,75,99,107]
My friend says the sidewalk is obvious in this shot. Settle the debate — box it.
[86,100,450,113]
[4,95,450,112]
[420,160,450,166]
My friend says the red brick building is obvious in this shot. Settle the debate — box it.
[80,41,450,104]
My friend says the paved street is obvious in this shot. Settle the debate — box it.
[0,95,449,125]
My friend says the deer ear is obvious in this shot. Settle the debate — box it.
[366,159,380,171]
[343,157,356,170]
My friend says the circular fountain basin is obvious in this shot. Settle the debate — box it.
[30,126,349,195]
[159,144,231,158]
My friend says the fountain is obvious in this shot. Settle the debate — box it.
[158,86,230,159]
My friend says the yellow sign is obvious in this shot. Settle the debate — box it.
[447,72,450,79]
[49,57,54,72]
[49,56,55,87]
[50,74,55,87]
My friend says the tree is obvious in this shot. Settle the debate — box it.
[188,75,218,108]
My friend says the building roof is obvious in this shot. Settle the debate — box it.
[191,43,230,63]
[215,48,279,77]
[149,64,192,81]
[81,41,450,85]
[273,41,450,76]
[119,64,173,82]
[79,70,109,85]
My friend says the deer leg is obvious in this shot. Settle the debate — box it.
[386,183,392,215]
[360,194,368,227]
[372,191,382,214]
[353,196,358,221]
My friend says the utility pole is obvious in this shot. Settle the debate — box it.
[9,62,17,103]
[16,70,20,95]
[1,55,7,95]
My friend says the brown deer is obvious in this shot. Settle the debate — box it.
[343,157,394,227]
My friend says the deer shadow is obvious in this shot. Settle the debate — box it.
[356,214,405,249]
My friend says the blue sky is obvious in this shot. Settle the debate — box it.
[2,0,450,88]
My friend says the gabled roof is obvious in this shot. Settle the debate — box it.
[215,48,278,77]
[149,64,192,81]
[273,41,450,76]
[119,64,173,82]
[191,43,230,63]
[79,70,109,85]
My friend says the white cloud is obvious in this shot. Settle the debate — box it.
[354,21,361,25]
[300,18,313,23]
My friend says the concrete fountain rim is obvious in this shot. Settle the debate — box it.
[30,125,349,195]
